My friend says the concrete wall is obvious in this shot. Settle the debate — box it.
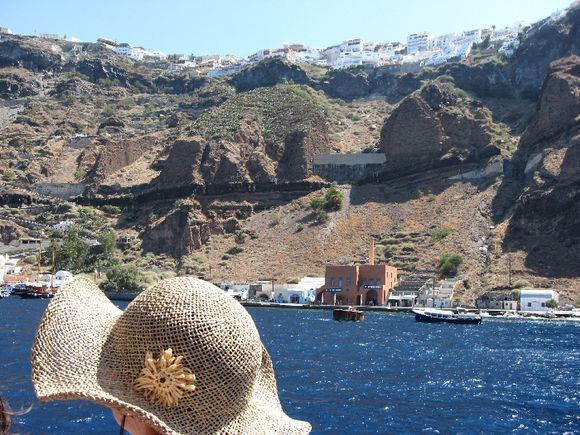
[34,183,86,199]
[313,153,386,183]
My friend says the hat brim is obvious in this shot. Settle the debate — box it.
[32,278,311,434]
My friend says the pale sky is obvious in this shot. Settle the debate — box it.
[1,0,574,56]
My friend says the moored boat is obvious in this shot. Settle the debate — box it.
[20,284,56,299]
[413,308,482,324]
[333,307,365,321]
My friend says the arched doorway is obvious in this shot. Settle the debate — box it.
[365,290,378,306]
[290,294,300,304]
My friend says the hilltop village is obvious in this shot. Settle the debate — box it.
[1,13,559,76]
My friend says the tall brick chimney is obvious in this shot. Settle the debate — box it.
[368,240,375,265]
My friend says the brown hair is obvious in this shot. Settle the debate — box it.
[0,395,11,435]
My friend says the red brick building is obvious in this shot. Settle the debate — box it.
[318,243,398,306]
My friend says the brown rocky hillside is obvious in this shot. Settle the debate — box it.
[0,5,579,305]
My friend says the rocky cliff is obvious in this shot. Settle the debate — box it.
[498,56,580,277]
[152,85,333,189]
[379,81,508,172]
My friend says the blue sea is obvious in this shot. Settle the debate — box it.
[1,298,578,434]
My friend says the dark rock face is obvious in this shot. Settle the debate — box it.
[87,136,159,186]
[50,77,94,96]
[141,204,211,257]
[76,59,131,85]
[498,56,580,276]
[0,69,40,99]
[0,190,32,207]
[75,59,152,91]
[380,95,444,167]
[438,62,513,99]
[153,75,207,94]
[153,112,330,188]
[98,117,125,129]
[323,68,372,100]
[322,67,423,102]
[379,82,502,170]
[0,38,63,72]
[510,6,580,99]
[229,58,312,92]
[520,56,580,151]
[0,220,24,244]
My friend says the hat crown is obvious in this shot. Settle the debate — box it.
[100,277,263,419]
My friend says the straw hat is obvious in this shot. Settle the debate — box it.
[32,277,311,434]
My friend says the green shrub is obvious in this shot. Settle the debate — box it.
[514,279,531,289]
[545,299,558,309]
[73,169,86,182]
[61,95,76,107]
[269,215,281,227]
[295,223,304,232]
[309,197,325,210]
[100,205,122,215]
[100,264,155,292]
[324,185,343,211]
[2,170,17,182]
[431,227,450,243]
[439,253,463,277]
[310,186,344,212]
[382,245,396,260]
[234,231,247,244]
[227,246,244,255]
[20,107,37,117]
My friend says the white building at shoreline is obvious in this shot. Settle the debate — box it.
[520,289,559,311]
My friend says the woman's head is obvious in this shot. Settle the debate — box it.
[32,277,310,434]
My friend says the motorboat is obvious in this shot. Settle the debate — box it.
[20,284,56,299]
[413,307,482,324]
[333,306,365,321]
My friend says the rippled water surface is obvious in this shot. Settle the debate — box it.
[1,299,578,434]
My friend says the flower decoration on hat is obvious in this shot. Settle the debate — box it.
[134,348,196,407]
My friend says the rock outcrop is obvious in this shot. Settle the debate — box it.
[498,56,580,276]
[75,59,152,90]
[87,136,160,185]
[0,68,41,99]
[153,85,332,188]
[379,82,505,171]
[519,56,580,151]
[510,5,580,99]
[153,74,207,94]
[230,58,312,92]
[141,203,213,257]
[0,36,63,72]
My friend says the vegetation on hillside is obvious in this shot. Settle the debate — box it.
[190,84,342,141]
[439,253,464,277]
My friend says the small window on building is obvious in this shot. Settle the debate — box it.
[377,279,381,286]
[338,278,343,288]
[330,278,335,286]
[527,302,532,307]
[541,302,545,307]
[346,277,352,286]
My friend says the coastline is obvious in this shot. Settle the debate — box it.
[103,292,580,320]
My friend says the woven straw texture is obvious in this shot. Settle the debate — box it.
[32,277,311,434]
